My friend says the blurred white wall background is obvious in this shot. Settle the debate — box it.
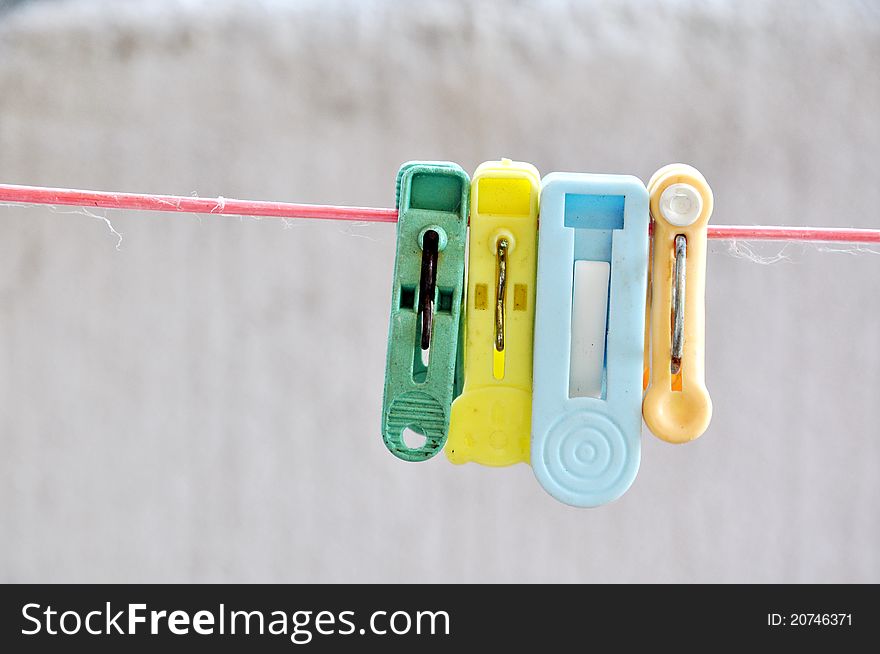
[0,0,878,582]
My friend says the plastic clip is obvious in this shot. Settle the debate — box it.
[643,164,713,443]
[381,162,470,461]
[447,159,540,466]
[531,173,650,507]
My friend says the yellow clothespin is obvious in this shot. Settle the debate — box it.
[643,164,713,443]
[446,159,540,465]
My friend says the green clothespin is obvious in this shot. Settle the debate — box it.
[381,162,470,461]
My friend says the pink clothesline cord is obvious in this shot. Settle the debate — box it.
[0,183,399,223]
[707,225,880,243]
[2,183,879,244]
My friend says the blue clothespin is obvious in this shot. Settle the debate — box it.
[531,173,650,507]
